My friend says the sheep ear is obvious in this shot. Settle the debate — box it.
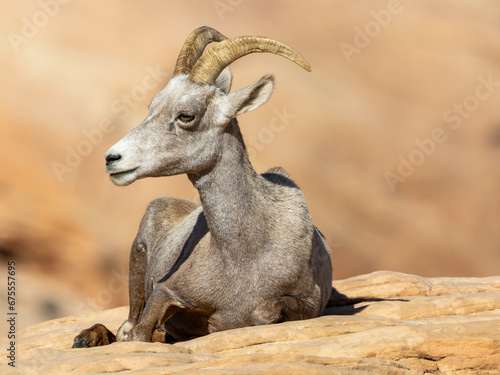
[226,74,274,118]
[214,67,232,94]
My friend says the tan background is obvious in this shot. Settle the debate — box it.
[1,0,499,330]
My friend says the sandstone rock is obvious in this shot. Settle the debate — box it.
[2,271,499,374]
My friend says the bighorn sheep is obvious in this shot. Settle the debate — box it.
[73,26,332,347]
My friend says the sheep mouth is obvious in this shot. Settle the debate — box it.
[109,168,137,176]
[109,168,139,186]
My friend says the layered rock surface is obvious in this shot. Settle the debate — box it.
[2,271,499,374]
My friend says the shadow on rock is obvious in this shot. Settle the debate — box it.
[322,287,409,316]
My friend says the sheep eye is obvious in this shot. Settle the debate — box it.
[177,114,195,123]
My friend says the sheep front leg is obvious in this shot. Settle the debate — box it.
[72,240,146,348]
[121,286,184,342]
[116,239,147,341]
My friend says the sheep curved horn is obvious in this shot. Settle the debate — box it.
[173,26,227,76]
[189,36,311,85]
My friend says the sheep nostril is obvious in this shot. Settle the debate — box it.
[105,153,121,166]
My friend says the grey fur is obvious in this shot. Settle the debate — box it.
[73,53,332,348]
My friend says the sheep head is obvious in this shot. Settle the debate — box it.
[104,26,310,186]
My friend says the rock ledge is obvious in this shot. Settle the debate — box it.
[2,271,499,374]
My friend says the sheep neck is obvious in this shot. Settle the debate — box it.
[188,119,266,259]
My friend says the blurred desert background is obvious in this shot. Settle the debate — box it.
[1,0,499,331]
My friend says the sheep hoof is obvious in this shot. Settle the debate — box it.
[72,337,90,348]
[72,323,116,348]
